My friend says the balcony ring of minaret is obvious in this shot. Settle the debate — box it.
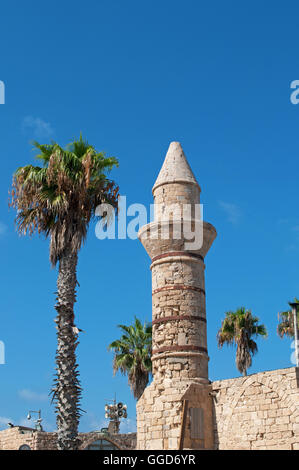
[138,142,217,384]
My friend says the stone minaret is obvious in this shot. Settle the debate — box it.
[137,142,216,450]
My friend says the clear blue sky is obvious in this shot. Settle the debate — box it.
[0,0,299,433]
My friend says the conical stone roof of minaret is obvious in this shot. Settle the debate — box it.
[152,141,201,193]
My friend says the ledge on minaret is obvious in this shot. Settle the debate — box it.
[152,142,201,193]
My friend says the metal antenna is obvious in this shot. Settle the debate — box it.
[27,409,43,431]
[104,394,127,435]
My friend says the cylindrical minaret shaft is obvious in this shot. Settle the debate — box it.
[138,142,216,383]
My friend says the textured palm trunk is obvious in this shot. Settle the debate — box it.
[134,368,149,400]
[54,248,81,450]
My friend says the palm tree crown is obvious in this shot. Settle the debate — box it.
[108,317,152,400]
[277,298,299,339]
[10,135,119,266]
[10,135,119,450]
[217,307,267,376]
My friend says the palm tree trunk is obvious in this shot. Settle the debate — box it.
[54,248,81,450]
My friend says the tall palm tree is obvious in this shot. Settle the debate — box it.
[277,298,299,338]
[217,307,267,376]
[108,317,152,400]
[10,135,119,449]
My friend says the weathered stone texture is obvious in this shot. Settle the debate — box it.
[137,142,299,451]
[152,142,200,193]
[0,427,136,450]
[137,142,216,450]
[137,367,299,450]
[0,427,39,450]
[137,378,214,450]
[138,143,216,386]
[212,367,299,450]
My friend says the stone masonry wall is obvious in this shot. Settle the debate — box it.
[0,427,136,450]
[136,379,214,450]
[212,366,299,450]
[153,182,200,221]
[151,256,208,381]
[79,432,136,450]
[137,366,299,450]
[0,427,37,450]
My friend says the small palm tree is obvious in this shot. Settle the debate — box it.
[10,135,119,449]
[108,317,152,400]
[277,298,299,339]
[217,307,267,376]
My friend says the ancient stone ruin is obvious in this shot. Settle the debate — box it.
[0,142,298,451]
[136,142,299,450]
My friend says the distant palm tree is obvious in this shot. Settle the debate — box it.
[217,307,267,376]
[10,135,119,449]
[277,298,299,339]
[108,317,152,400]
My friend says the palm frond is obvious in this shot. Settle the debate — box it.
[108,317,152,399]
[10,136,119,266]
[217,307,267,376]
